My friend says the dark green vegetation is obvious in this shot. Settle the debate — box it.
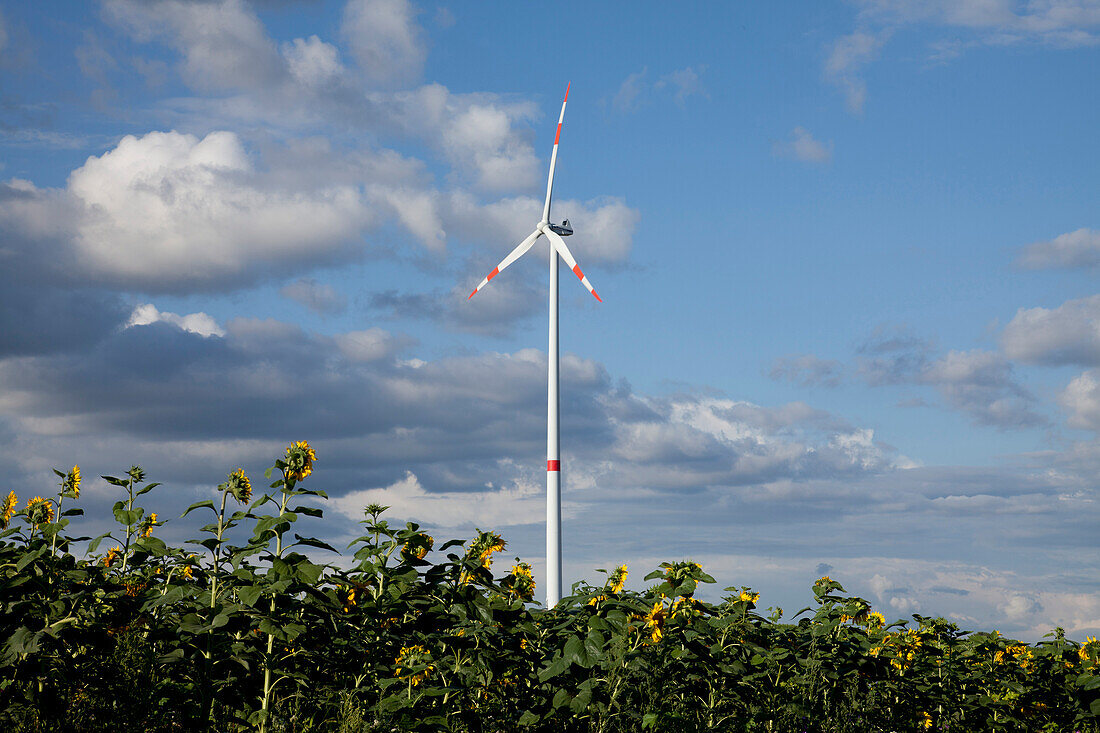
[1,446,1099,732]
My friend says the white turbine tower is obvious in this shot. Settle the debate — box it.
[467,84,601,607]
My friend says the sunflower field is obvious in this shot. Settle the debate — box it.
[2,444,1099,732]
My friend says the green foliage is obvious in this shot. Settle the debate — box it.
[0,449,1098,732]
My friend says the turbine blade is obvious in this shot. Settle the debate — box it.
[467,229,543,299]
[544,227,602,302]
[541,82,570,224]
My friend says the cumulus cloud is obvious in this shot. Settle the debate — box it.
[773,127,834,163]
[66,130,371,290]
[127,303,225,337]
[1002,295,1100,366]
[1017,228,1100,270]
[856,327,1043,428]
[341,0,425,86]
[280,278,348,314]
[1060,369,1100,430]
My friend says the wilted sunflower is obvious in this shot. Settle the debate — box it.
[609,564,628,594]
[285,441,317,483]
[225,468,252,504]
[394,644,434,687]
[1,491,17,529]
[64,466,81,498]
[26,496,54,527]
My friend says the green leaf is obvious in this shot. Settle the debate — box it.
[237,585,263,606]
[642,713,658,730]
[135,482,161,496]
[182,500,216,517]
[551,688,571,710]
[517,711,540,726]
[293,534,337,553]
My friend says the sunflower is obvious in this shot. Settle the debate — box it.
[141,513,158,538]
[867,612,886,629]
[394,644,434,687]
[103,546,121,568]
[739,590,760,604]
[26,496,54,527]
[643,600,666,644]
[64,466,81,498]
[1,491,17,529]
[609,564,628,594]
[401,533,434,562]
[285,441,317,483]
[507,562,535,601]
[1080,636,1099,666]
[222,468,252,504]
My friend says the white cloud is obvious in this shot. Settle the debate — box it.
[66,131,370,289]
[334,327,406,363]
[1017,228,1100,270]
[341,0,425,86]
[1002,295,1100,366]
[825,30,889,113]
[611,66,707,113]
[654,66,708,105]
[127,303,225,337]
[332,470,552,528]
[773,127,834,163]
[1060,369,1100,430]
[282,35,345,88]
[104,0,286,93]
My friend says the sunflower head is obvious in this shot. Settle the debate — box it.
[1,491,17,530]
[127,465,145,483]
[506,562,535,601]
[224,469,252,504]
[63,466,81,498]
[1080,636,1100,666]
[609,564,628,594]
[401,533,434,562]
[468,530,506,570]
[284,441,317,483]
[103,546,121,568]
[739,589,760,605]
[141,512,158,538]
[394,644,434,687]
[26,496,54,527]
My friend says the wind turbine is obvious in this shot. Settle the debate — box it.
[467,83,601,607]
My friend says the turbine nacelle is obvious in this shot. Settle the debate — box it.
[547,219,573,237]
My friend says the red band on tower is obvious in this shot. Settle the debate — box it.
[547,460,560,472]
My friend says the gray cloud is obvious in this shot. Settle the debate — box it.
[280,277,348,314]
[768,354,843,387]
[610,66,708,113]
[855,327,1043,428]
[1017,228,1100,270]
[1002,295,1100,366]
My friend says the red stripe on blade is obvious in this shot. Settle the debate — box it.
[487,267,499,281]
[572,264,583,279]
[555,123,562,145]
[547,460,560,472]
[563,82,570,104]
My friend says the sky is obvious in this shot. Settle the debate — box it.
[1,0,1099,640]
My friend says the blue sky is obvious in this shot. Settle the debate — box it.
[2,0,1099,639]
